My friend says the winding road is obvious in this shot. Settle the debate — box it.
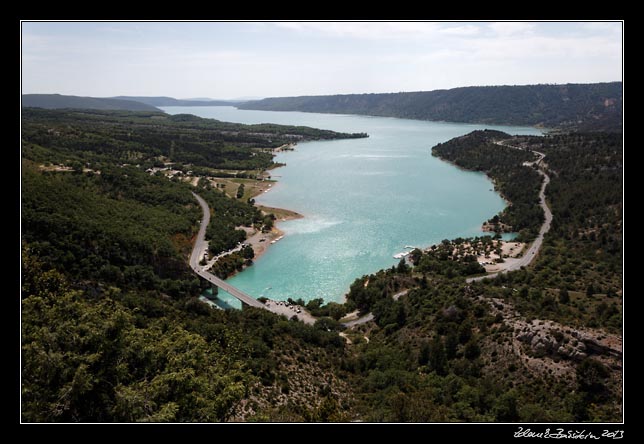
[190,192,317,324]
[190,192,266,309]
[342,313,374,328]
[466,141,552,283]
[189,139,550,320]
[188,136,552,323]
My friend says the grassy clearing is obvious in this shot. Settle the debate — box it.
[208,177,275,200]
[259,205,303,220]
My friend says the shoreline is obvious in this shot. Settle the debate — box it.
[224,153,305,278]
[245,210,302,263]
[248,161,304,262]
[431,153,512,232]
[229,138,529,295]
[207,210,302,281]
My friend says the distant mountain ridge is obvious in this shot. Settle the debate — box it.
[22,94,161,112]
[238,82,623,131]
[21,94,244,112]
[113,96,244,107]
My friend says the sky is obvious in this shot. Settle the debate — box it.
[21,21,622,100]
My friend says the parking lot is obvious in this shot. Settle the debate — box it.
[263,299,316,325]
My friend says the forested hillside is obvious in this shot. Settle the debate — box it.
[432,130,544,241]
[21,109,362,422]
[334,131,622,422]
[22,108,366,171]
[113,96,241,107]
[239,82,622,131]
[510,132,623,295]
[21,108,621,422]
[21,108,365,271]
[22,94,162,112]
[22,248,350,422]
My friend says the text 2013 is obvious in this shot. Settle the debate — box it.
[602,430,624,439]
[514,427,624,439]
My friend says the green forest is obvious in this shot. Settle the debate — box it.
[239,82,623,132]
[21,108,622,422]
[21,93,246,110]
[432,130,544,241]
[22,108,366,171]
[21,108,368,290]
[22,94,162,111]
[335,131,622,422]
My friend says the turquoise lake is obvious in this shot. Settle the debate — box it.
[161,106,543,308]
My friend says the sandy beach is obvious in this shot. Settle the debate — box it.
[218,166,305,270]
[245,224,290,262]
[246,187,304,261]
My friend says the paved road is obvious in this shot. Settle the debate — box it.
[466,141,552,283]
[190,192,317,324]
[190,192,266,309]
[342,313,374,328]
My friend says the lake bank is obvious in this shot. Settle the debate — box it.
[162,106,543,305]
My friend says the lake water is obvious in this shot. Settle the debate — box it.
[161,106,543,308]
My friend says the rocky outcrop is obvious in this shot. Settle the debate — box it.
[514,320,588,361]
[484,297,622,366]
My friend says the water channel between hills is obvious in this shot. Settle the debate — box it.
[161,106,544,309]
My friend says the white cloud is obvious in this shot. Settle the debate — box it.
[488,22,536,36]
[274,21,442,40]
[581,22,622,34]
[468,34,621,61]
[20,22,623,98]
[439,24,480,36]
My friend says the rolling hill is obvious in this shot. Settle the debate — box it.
[22,94,161,112]
[113,96,243,107]
[238,82,623,131]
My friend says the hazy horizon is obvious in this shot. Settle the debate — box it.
[22,79,623,102]
[21,21,622,100]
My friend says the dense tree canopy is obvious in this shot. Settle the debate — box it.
[21,109,621,422]
[22,108,367,171]
[339,130,622,422]
[432,130,544,241]
[21,108,359,422]
[21,249,347,422]
[240,82,623,132]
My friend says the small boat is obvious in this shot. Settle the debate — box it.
[393,251,410,259]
